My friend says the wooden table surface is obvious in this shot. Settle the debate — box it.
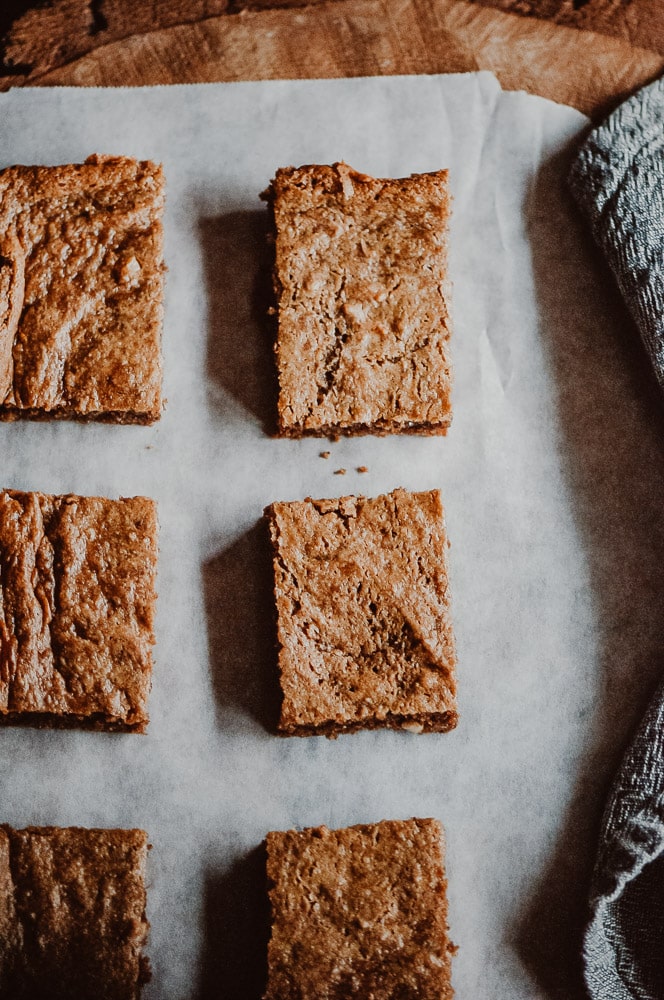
[2,0,663,119]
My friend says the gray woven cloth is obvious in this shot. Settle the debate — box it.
[568,76,664,388]
[582,681,664,999]
[569,77,664,1000]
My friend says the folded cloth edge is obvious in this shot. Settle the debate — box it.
[582,678,664,999]
[568,76,664,393]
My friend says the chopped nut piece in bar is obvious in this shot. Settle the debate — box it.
[265,487,457,737]
[0,490,157,732]
[0,155,165,423]
[262,162,452,437]
[0,825,150,999]
[264,818,455,1000]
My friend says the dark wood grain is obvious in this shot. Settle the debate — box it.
[0,0,337,81]
[0,0,662,118]
[468,0,664,55]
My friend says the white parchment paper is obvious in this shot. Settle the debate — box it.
[2,73,664,1000]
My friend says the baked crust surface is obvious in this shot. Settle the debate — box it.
[0,490,157,732]
[0,825,150,999]
[264,162,452,437]
[0,155,165,423]
[265,487,457,736]
[264,818,454,1000]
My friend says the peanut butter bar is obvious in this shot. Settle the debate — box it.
[263,163,452,437]
[0,155,164,423]
[265,488,457,737]
[0,491,157,732]
[0,825,150,999]
[264,818,455,1000]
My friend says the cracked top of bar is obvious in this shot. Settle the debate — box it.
[265,488,457,736]
[0,155,165,424]
[0,825,150,999]
[263,162,452,437]
[264,818,454,1000]
[0,490,157,732]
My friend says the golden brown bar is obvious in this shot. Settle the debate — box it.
[0,825,150,999]
[265,818,455,1000]
[0,155,165,424]
[265,487,457,737]
[0,490,158,732]
[263,162,452,438]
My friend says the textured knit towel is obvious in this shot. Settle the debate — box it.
[568,76,664,388]
[582,679,664,1000]
[569,76,664,1000]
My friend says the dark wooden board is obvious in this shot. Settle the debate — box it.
[469,0,664,54]
[0,0,663,119]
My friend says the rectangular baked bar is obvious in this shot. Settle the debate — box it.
[0,825,150,999]
[263,162,452,437]
[265,487,457,737]
[264,818,455,1000]
[0,490,157,732]
[0,155,165,424]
